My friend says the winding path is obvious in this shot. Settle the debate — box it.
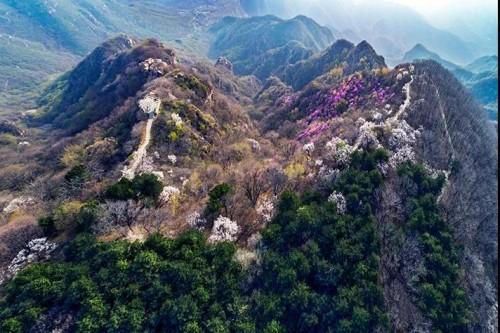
[390,75,414,122]
[122,99,161,179]
[353,74,414,150]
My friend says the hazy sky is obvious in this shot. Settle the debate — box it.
[289,0,498,27]
[390,0,498,28]
[314,0,499,15]
[248,0,497,60]
[390,0,497,14]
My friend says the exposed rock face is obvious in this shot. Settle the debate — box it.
[29,306,75,333]
[0,120,25,136]
[2,196,35,215]
[0,238,57,284]
[140,57,175,76]
[215,56,234,72]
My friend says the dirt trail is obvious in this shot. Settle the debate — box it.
[122,99,161,179]
[391,76,414,122]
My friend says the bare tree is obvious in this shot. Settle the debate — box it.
[141,207,171,236]
[95,200,145,236]
[243,169,268,207]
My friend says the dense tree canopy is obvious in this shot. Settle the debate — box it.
[1,151,471,333]
[0,232,253,333]
[397,162,471,332]
[251,149,389,333]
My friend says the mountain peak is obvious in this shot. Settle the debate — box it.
[403,43,460,71]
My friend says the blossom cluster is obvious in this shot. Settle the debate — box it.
[328,191,347,215]
[160,186,180,203]
[138,96,160,115]
[388,120,419,149]
[295,75,396,141]
[208,216,239,243]
[171,113,183,127]
[247,138,261,152]
[302,142,315,155]
[305,75,365,123]
[325,137,353,167]
[389,145,416,169]
[318,166,340,183]
[186,211,207,230]
[256,197,275,224]
[356,120,380,149]
[279,94,299,108]
[372,84,395,106]
[297,121,330,141]
[387,120,421,169]
[167,154,177,164]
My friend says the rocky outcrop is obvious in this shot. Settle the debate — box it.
[0,238,57,284]
[215,56,234,72]
[141,57,176,76]
[2,196,35,215]
[0,120,25,136]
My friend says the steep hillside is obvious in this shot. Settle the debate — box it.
[279,39,386,90]
[403,45,498,121]
[208,15,335,77]
[403,44,461,71]
[466,55,498,73]
[0,37,497,333]
[0,0,245,111]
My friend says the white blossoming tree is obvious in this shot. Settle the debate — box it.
[256,197,275,224]
[328,191,347,215]
[160,186,180,204]
[167,154,177,165]
[325,137,353,167]
[303,142,315,155]
[186,211,207,230]
[208,216,239,243]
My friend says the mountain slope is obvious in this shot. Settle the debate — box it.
[466,55,498,73]
[208,15,335,77]
[0,36,497,333]
[403,44,461,71]
[403,61,497,331]
[0,0,245,111]
[279,39,386,90]
[239,0,476,65]
[403,45,498,121]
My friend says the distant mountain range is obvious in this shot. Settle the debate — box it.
[208,15,334,79]
[0,0,244,111]
[403,44,498,121]
[240,0,493,66]
[0,0,497,122]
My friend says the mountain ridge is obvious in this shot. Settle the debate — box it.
[0,6,497,332]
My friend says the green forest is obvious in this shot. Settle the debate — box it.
[0,150,470,333]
